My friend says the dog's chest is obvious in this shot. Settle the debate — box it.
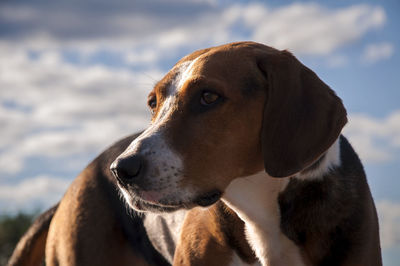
[222,172,305,266]
[143,210,187,264]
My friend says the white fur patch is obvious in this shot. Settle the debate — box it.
[143,210,187,264]
[222,172,305,266]
[174,58,199,91]
[295,137,341,180]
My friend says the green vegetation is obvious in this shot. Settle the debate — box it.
[0,212,35,265]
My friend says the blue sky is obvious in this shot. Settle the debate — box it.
[0,0,399,264]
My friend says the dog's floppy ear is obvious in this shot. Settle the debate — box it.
[258,49,347,178]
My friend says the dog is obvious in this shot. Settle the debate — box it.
[9,41,381,266]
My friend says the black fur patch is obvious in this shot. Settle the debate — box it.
[278,136,380,265]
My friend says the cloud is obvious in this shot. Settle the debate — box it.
[237,3,386,55]
[0,0,214,41]
[0,1,386,62]
[0,175,71,213]
[377,200,400,249]
[344,111,400,163]
[142,3,387,57]
[361,42,395,64]
[0,47,161,175]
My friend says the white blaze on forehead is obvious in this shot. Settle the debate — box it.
[154,57,198,122]
[174,57,199,92]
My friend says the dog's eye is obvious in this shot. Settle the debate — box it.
[200,91,220,105]
[148,97,157,114]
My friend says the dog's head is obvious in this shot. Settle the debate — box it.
[110,42,347,212]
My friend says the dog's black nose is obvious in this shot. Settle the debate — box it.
[110,155,143,183]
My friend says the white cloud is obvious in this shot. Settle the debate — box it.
[0,2,386,63]
[0,175,71,213]
[362,42,395,64]
[377,200,400,249]
[117,2,386,66]
[154,3,387,57]
[222,3,386,55]
[344,111,400,163]
[0,48,161,174]
[125,49,159,65]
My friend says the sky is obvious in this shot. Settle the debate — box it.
[0,0,399,264]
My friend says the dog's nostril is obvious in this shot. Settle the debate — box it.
[111,155,143,182]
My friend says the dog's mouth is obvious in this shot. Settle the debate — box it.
[130,197,182,212]
[121,187,222,213]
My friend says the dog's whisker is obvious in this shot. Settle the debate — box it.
[138,71,158,82]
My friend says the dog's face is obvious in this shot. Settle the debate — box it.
[111,42,347,212]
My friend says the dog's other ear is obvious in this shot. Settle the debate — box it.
[258,49,347,178]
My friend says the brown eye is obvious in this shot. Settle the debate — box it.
[200,91,220,105]
[148,97,157,114]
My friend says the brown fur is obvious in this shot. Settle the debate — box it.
[45,163,142,265]
[174,202,257,266]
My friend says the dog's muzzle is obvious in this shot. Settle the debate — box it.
[110,153,223,211]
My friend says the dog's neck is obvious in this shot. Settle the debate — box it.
[221,138,341,266]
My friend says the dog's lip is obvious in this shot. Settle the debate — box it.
[123,188,185,212]
[131,197,183,212]
[135,190,179,208]
[136,189,223,210]
[123,186,223,212]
